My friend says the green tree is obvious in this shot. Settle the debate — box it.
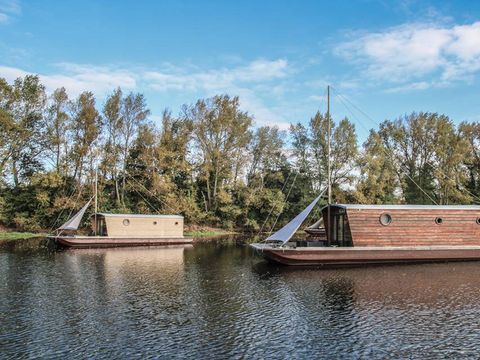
[70,91,102,182]
[102,88,123,204]
[0,75,47,186]
[187,95,252,216]
[355,130,399,204]
[45,87,70,175]
[119,92,150,204]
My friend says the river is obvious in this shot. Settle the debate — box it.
[1,238,480,359]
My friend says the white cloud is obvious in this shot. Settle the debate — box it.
[0,63,137,97]
[0,59,291,129]
[144,59,289,91]
[143,59,290,128]
[336,21,480,89]
[0,0,21,24]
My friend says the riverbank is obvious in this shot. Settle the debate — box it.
[0,226,241,251]
[0,231,47,241]
[184,225,237,238]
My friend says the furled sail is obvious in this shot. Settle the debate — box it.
[266,190,325,244]
[58,198,93,231]
[306,218,324,230]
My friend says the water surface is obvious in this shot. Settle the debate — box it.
[1,239,480,359]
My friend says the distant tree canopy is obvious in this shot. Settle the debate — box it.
[0,75,479,232]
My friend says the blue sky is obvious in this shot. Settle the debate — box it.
[1,0,480,140]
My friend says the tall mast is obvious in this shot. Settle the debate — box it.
[94,158,98,236]
[327,85,331,204]
[327,85,332,244]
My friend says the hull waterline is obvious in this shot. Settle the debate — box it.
[250,243,480,266]
[50,236,194,248]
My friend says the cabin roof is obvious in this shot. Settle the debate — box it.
[95,213,183,219]
[326,204,480,210]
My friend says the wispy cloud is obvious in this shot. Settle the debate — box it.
[335,21,480,90]
[0,63,137,96]
[0,59,292,128]
[0,0,21,24]
[144,59,289,91]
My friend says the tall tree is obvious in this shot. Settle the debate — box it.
[459,122,480,200]
[248,126,285,185]
[102,88,123,204]
[187,95,252,213]
[70,91,102,182]
[355,130,399,204]
[119,92,150,204]
[0,76,47,186]
[45,87,70,175]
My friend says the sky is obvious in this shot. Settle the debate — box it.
[1,0,480,140]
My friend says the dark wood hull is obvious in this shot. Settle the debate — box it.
[250,244,480,266]
[50,236,194,248]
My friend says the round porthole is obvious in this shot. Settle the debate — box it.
[123,219,130,226]
[153,221,157,225]
[175,221,179,225]
[435,217,443,225]
[477,218,480,225]
[379,213,392,226]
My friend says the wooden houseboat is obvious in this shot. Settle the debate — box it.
[250,85,480,266]
[49,199,193,248]
[250,203,480,266]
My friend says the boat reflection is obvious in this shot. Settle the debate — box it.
[252,260,480,307]
[63,245,193,282]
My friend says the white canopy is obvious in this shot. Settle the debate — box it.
[57,198,93,231]
[266,190,325,244]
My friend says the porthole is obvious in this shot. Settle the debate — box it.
[379,213,392,226]
[435,217,443,225]
[477,218,480,225]
[175,221,179,225]
[153,221,157,225]
[123,219,130,226]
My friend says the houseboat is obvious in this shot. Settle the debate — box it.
[250,202,480,266]
[49,198,193,248]
[250,85,480,266]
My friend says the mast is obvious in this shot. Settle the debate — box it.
[327,85,331,244]
[327,85,331,205]
[94,159,98,236]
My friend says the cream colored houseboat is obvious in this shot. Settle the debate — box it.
[49,199,193,248]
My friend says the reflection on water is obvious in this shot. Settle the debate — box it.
[1,240,480,359]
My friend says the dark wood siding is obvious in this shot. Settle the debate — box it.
[346,209,480,246]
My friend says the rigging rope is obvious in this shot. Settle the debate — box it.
[332,87,441,205]
[332,87,480,204]
[257,170,292,236]
[124,171,179,214]
[267,170,299,235]
[128,180,163,214]
[48,183,83,232]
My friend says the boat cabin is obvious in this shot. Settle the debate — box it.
[92,213,185,238]
[320,204,480,247]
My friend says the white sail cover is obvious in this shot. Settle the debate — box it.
[58,198,93,231]
[306,217,324,229]
[266,191,325,244]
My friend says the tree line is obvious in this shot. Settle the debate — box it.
[1,75,480,232]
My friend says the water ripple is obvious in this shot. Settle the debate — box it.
[2,243,480,359]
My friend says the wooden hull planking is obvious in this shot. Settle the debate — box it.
[250,244,480,266]
[51,236,194,248]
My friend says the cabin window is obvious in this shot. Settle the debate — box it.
[153,221,157,225]
[379,213,392,226]
[175,221,179,225]
[476,218,480,225]
[123,219,130,226]
[435,217,443,225]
